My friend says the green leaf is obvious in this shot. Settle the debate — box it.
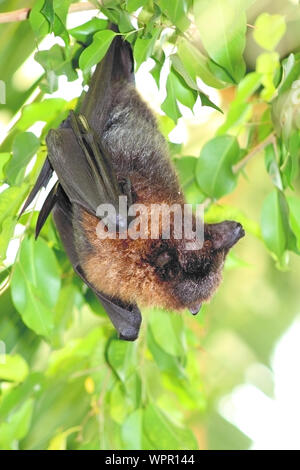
[0,216,16,263]
[149,310,186,357]
[102,0,121,6]
[157,114,175,138]
[194,0,249,83]
[169,57,221,112]
[52,283,80,346]
[258,108,273,142]
[286,132,300,184]
[279,53,300,95]
[177,37,225,89]
[126,0,147,12]
[208,60,236,84]
[217,72,261,134]
[287,196,300,251]
[0,373,42,421]
[218,102,251,135]
[124,372,142,408]
[47,328,104,376]
[35,45,77,93]
[106,339,137,382]
[29,0,71,44]
[171,54,199,91]
[174,157,205,205]
[29,0,49,40]
[118,10,135,34]
[162,69,197,123]
[47,427,80,450]
[161,73,181,123]
[147,326,185,377]
[150,56,164,89]
[101,3,121,24]
[253,13,286,51]
[199,92,223,113]
[196,135,240,198]
[264,143,283,190]
[134,28,161,71]
[52,1,72,46]
[5,132,40,185]
[235,72,262,103]
[79,30,116,73]
[143,404,198,450]
[279,190,299,255]
[0,399,34,450]
[261,190,298,264]
[121,409,143,449]
[18,98,73,132]
[143,3,161,37]
[256,52,280,101]
[158,0,190,31]
[0,184,29,228]
[0,354,29,382]
[0,153,11,182]
[174,156,197,188]
[109,382,130,424]
[172,68,198,108]
[11,237,61,338]
[41,0,55,30]
[69,18,108,42]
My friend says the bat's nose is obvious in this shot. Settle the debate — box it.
[208,220,245,250]
[231,222,245,247]
[189,302,202,315]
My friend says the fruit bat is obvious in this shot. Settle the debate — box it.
[21,31,244,341]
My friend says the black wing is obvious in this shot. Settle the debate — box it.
[53,188,141,341]
[21,33,142,340]
[19,157,53,217]
[80,32,134,134]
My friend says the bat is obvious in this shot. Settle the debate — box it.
[21,30,244,341]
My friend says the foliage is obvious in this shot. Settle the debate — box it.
[0,0,300,450]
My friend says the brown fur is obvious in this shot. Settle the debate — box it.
[77,179,187,310]
[74,175,228,312]
[68,39,244,316]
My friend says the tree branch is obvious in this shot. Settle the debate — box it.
[233,133,275,174]
[0,2,98,24]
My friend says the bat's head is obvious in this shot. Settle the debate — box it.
[148,220,244,314]
[77,209,244,316]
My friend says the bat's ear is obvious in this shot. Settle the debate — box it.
[206,221,245,251]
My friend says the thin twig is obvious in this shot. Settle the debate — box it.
[0,2,99,24]
[233,133,275,174]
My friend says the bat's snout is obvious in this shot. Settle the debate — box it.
[207,220,245,251]
[227,221,245,249]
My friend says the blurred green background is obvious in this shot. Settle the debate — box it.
[0,0,300,450]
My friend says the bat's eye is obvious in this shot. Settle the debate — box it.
[156,251,172,268]
[147,245,179,281]
[181,253,212,277]
[154,250,179,281]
